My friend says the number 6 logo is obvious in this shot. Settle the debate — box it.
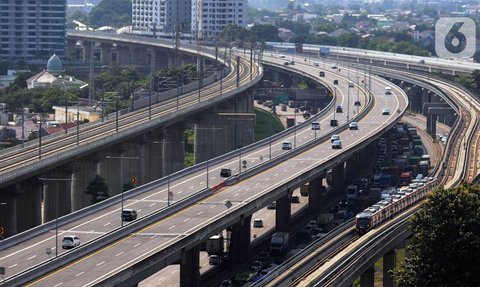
[435,17,476,59]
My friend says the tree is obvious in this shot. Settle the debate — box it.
[88,0,131,28]
[85,175,109,204]
[393,184,480,286]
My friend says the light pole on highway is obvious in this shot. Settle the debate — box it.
[39,177,72,257]
[347,80,351,122]
[294,108,297,148]
[106,155,140,227]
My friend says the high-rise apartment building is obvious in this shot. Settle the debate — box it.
[132,0,191,34]
[191,0,248,37]
[0,0,66,62]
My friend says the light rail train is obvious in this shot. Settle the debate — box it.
[355,177,437,235]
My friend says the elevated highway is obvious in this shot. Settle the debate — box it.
[0,39,409,286]
[255,50,480,287]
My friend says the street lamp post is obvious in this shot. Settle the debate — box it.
[39,177,72,257]
[294,109,297,148]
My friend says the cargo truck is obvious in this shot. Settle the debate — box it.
[206,234,224,255]
[270,232,289,255]
[300,184,309,196]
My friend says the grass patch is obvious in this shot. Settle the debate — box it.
[353,248,406,287]
[185,129,195,167]
[254,108,284,142]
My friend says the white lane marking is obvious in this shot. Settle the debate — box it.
[96,261,105,266]
[200,181,205,185]
[177,191,183,194]
[189,186,194,189]
[300,161,304,164]
[115,252,124,257]
[137,209,142,212]
[104,222,111,227]
[75,271,85,277]
[274,173,279,177]
[53,283,63,287]
[134,243,142,248]
[27,255,37,261]
[234,193,239,197]
[169,225,176,229]
[150,235,157,239]
[210,205,217,208]
[265,178,270,181]
[211,176,216,180]
[184,218,190,222]
[245,187,250,191]
[197,211,204,215]
[8,264,17,269]
[149,203,156,207]
[255,183,260,187]
[89,230,94,233]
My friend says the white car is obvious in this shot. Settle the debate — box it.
[331,64,337,69]
[311,122,320,130]
[332,140,342,149]
[331,134,340,142]
[382,108,391,115]
[349,122,358,130]
[62,235,80,249]
[282,141,293,150]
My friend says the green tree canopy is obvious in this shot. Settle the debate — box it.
[88,0,131,28]
[85,175,109,204]
[393,184,480,286]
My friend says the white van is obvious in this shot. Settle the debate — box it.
[385,87,392,95]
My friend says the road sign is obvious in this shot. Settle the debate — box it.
[131,176,137,185]
[0,227,4,236]
[275,94,289,104]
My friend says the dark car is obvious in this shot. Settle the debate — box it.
[336,105,343,113]
[333,79,338,85]
[220,168,232,177]
[354,100,361,106]
[290,196,300,203]
[121,209,137,221]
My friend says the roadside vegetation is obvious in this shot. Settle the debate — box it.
[254,108,285,142]
[392,184,480,286]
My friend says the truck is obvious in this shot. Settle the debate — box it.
[286,117,295,128]
[379,174,392,187]
[399,171,413,186]
[300,184,309,196]
[419,160,430,175]
[270,232,289,255]
[346,184,358,200]
[206,234,224,255]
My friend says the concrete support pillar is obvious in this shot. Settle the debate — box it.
[194,120,225,163]
[345,156,358,182]
[0,185,21,237]
[229,215,252,265]
[131,46,149,66]
[117,45,130,65]
[180,246,200,287]
[82,41,92,64]
[144,129,164,182]
[426,114,438,137]
[43,166,74,223]
[360,266,375,287]
[17,179,42,232]
[332,163,345,195]
[309,175,324,212]
[66,39,77,59]
[383,249,397,287]
[121,139,145,187]
[275,193,292,233]
[163,122,185,175]
[100,43,113,65]
[98,145,126,197]
[155,50,168,70]
[71,156,100,211]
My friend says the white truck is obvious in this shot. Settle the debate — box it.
[270,232,289,255]
[346,184,358,200]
